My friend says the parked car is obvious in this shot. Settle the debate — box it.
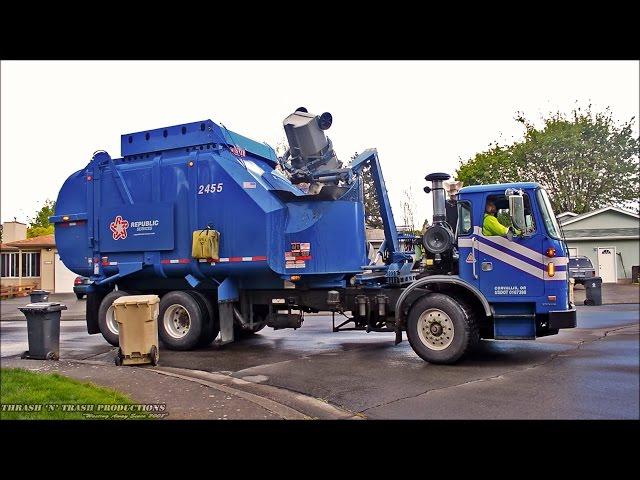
[73,276,91,299]
[568,256,596,285]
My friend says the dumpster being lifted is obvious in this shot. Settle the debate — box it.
[113,295,160,366]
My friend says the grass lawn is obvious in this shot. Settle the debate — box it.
[0,368,151,420]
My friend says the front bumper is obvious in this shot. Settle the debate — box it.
[549,306,577,330]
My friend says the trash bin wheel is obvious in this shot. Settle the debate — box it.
[150,345,159,366]
[584,299,594,306]
[46,352,59,361]
[114,349,123,366]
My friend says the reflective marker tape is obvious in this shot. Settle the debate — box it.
[210,256,267,264]
[57,220,86,228]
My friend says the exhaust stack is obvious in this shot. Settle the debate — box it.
[424,173,451,223]
[422,172,455,256]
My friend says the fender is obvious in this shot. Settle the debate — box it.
[393,275,491,344]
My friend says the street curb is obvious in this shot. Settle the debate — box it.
[147,368,311,420]
[154,366,363,420]
[69,359,362,420]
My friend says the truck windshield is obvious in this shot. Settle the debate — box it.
[536,188,562,239]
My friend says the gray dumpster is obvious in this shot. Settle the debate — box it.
[584,277,603,306]
[18,302,67,360]
[30,290,50,303]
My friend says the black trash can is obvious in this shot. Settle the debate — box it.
[584,277,603,306]
[30,290,50,303]
[18,302,67,360]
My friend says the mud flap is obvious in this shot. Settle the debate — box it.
[217,278,238,345]
[218,303,235,344]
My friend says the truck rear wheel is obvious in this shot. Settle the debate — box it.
[406,293,478,364]
[187,291,220,346]
[98,290,132,346]
[158,291,204,350]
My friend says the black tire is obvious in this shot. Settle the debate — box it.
[234,322,266,338]
[76,293,85,300]
[188,291,220,346]
[406,293,479,364]
[158,291,204,351]
[234,305,268,338]
[149,345,159,366]
[98,290,131,346]
[114,349,123,366]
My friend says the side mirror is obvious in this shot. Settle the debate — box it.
[508,195,526,231]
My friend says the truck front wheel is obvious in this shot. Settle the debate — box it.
[406,293,478,364]
[158,291,204,350]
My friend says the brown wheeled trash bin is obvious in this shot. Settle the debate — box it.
[112,295,160,366]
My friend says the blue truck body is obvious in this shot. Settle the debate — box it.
[51,120,366,291]
[51,112,576,363]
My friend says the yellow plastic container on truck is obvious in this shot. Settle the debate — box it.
[113,295,160,366]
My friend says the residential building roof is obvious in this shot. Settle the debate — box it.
[560,206,639,226]
[3,234,55,249]
[556,211,578,219]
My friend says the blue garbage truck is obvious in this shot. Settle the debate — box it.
[50,107,576,363]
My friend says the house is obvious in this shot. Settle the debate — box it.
[0,221,77,295]
[558,207,640,283]
[366,228,385,264]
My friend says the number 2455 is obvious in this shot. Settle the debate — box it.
[198,183,223,194]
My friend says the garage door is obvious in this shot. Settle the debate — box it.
[54,253,77,293]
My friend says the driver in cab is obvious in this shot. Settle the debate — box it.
[482,201,520,237]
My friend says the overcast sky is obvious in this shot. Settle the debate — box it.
[1,60,638,227]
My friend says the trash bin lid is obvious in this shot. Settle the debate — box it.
[31,290,50,294]
[18,302,68,313]
[112,294,160,306]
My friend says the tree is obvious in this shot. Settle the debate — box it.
[455,106,639,214]
[399,187,417,232]
[27,200,56,238]
[351,152,383,229]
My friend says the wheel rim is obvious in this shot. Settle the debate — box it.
[106,305,119,335]
[163,304,191,339]
[417,308,454,351]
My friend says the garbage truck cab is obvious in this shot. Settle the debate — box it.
[455,182,575,340]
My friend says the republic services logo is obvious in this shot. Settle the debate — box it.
[110,215,129,240]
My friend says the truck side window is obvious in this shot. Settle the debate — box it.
[486,194,536,234]
[457,202,472,236]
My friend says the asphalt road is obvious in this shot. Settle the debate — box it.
[1,304,638,419]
